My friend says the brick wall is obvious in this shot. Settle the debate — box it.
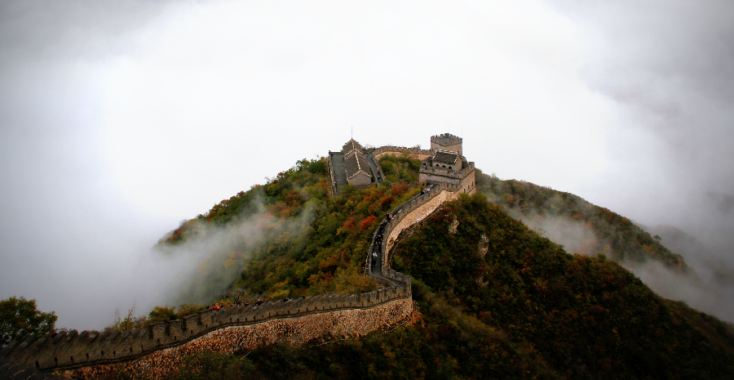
[2,287,411,376]
[384,186,459,259]
[60,298,412,380]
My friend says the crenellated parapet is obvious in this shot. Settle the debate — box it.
[419,160,476,195]
[366,182,461,276]
[430,133,463,156]
[430,133,462,144]
[2,287,410,373]
[419,162,475,180]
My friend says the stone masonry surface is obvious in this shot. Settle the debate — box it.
[385,188,458,260]
[372,146,433,161]
[0,357,66,380]
[3,286,410,374]
[61,299,412,380]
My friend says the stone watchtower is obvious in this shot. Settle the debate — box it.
[430,133,462,156]
[420,133,476,194]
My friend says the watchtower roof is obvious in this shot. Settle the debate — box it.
[345,151,372,179]
[434,150,459,164]
[342,139,364,155]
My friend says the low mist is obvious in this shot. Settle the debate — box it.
[510,208,734,323]
[0,186,311,332]
[507,209,598,257]
[154,201,313,307]
[100,199,314,330]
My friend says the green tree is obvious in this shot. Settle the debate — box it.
[148,306,177,323]
[104,304,148,333]
[0,296,57,347]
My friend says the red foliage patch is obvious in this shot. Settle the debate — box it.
[392,183,410,196]
[286,191,301,206]
[360,215,377,230]
[342,217,356,229]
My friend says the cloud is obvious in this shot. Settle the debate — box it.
[626,260,734,323]
[513,209,734,322]
[508,210,599,257]
[154,199,314,307]
[533,3,734,309]
[543,0,734,220]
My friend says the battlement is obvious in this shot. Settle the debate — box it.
[420,161,475,179]
[366,182,461,274]
[430,133,463,156]
[430,133,462,146]
[2,286,410,372]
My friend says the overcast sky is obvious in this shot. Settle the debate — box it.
[1,0,733,329]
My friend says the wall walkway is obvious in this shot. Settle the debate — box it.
[2,287,411,379]
[372,146,433,161]
[364,183,459,276]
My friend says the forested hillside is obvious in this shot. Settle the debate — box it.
[107,156,734,379]
[155,156,422,307]
[392,194,734,379]
[475,170,686,269]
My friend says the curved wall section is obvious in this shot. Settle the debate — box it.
[2,287,410,376]
[385,186,459,256]
[364,182,460,280]
[61,298,412,380]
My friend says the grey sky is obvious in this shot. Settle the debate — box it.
[1,0,733,329]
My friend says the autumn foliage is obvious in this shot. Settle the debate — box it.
[360,215,377,230]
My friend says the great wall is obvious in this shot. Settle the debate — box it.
[0,144,466,379]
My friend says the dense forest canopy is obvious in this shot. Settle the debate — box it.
[392,194,734,379]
